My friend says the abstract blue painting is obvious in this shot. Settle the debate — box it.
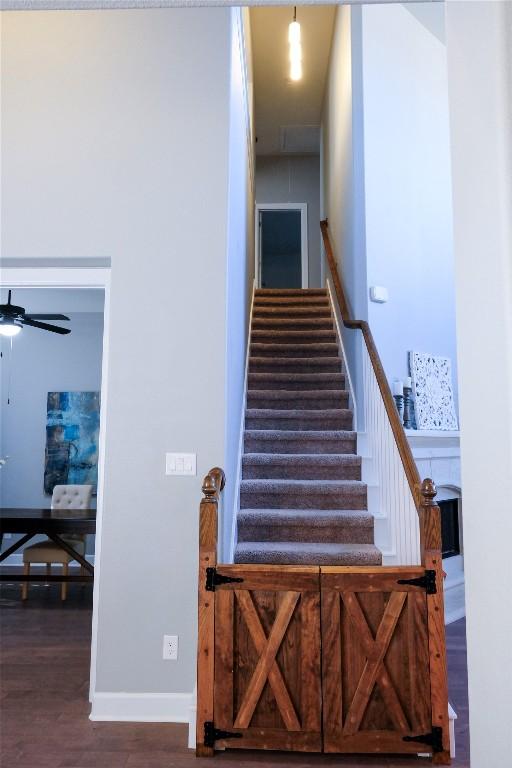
[44,391,101,495]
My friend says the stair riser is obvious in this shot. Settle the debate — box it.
[254,298,330,308]
[234,548,382,566]
[237,522,374,544]
[253,308,332,318]
[242,462,361,481]
[245,413,352,430]
[250,359,342,374]
[255,289,327,296]
[248,374,346,391]
[246,393,349,410]
[250,344,339,358]
[244,434,357,454]
[252,319,334,331]
[240,488,367,510]
[251,331,337,344]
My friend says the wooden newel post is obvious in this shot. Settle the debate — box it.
[196,468,225,757]
[419,478,451,765]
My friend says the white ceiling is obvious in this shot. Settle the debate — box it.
[251,4,336,156]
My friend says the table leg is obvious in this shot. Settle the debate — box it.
[0,533,36,563]
[46,533,94,574]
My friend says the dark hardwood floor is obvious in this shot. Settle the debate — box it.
[0,574,469,767]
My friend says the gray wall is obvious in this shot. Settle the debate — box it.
[0,288,104,556]
[256,155,321,287]
[1,7,236,704]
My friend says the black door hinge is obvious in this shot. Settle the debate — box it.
[397,569,437,595]
[205,567,244,592]
[403,726,444,753]
[204,721,243,748]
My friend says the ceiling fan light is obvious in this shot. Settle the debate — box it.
[0,320,22,337]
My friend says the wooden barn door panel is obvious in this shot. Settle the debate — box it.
[213,565,322,752]
[321,567,432,755]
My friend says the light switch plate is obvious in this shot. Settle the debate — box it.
[165,452,197,476]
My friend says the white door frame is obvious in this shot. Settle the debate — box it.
[0,266,110,704]
[255,203,309,289]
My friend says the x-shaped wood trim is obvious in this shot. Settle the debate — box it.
[234,590,301,731]
[342,591,408,736]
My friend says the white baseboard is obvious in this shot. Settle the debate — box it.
[188,684,197,749]
[90,691,193,722]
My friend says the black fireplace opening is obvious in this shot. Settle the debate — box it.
[439,498,461,559]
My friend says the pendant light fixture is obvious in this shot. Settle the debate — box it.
[289,7,302,82]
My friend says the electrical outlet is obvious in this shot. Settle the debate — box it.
[163,634,178,661]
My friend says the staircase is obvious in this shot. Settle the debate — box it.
[234,288,382,566]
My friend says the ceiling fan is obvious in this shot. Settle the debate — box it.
[0,290,71,337]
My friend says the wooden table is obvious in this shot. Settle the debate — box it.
[0,508,96,583]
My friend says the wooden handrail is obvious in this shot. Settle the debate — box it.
[320,219,422,509]
[196,467,225,757]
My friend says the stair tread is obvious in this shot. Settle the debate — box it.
[250,356,341,363]
[243,452,360,463]
[247,389,349,398]
[240,478,366,489]
[255,289,327,295]
[246,408,351,416]
[244,429,356,438]
[238,508,373,522]
[235,541,382,565]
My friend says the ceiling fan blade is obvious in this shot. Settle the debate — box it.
[22,317,71,335]
[26,314,70,321]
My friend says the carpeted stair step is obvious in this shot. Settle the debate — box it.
[250,342,340,358]
[253,305,332,319]
[246,389,349,411]
[251,329,337,344]
[252,316,334,331]
[245,408,352,430]
[248,372,346,391]
[240,479,367,510]
[254,296,329,307]
[237,508,373,543]
[234,541,382,566]
[255,289,328,297]
[242,453,361,480]
[244,429,357,454]
[250,356,342,374]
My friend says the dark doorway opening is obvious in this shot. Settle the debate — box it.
[258,208,306,288]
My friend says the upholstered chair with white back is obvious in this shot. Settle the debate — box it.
[22,484,93,601]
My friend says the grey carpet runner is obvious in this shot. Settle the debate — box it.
[234,288,382,566]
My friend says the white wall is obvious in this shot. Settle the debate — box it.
[223,7,254,561]
[321,5,367,424]
[1,7,236,714]
[362,3,458,409]
[322,5,367,321]
[321,4,457,425]
[255,155,321,287]
[0,288,104,556]
[446,3,512,765]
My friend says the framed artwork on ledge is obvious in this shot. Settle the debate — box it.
[409,352,458,431]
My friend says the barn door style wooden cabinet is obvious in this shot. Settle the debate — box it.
[196,470,450,765]
[200,563,447,762]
